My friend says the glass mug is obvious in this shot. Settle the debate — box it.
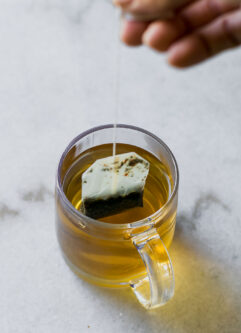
[55,124,179,309]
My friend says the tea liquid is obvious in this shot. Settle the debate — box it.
[57,144,176,286]
[64,144,172,223]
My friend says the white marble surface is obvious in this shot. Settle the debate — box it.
[0,1,241,332]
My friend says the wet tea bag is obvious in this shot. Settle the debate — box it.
[81,152,150,219]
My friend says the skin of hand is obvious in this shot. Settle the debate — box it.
[113,0,192,19]
[113,0,241,68]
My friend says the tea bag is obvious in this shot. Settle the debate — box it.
[81,152,150,219]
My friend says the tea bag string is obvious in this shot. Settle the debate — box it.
[112,10,122,157]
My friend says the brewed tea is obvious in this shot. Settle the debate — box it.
[64,144,171,223]
[56,143,176,286]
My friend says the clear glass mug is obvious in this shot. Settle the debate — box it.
[55,124,179,309]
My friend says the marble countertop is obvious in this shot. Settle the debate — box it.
[0,1,241,332]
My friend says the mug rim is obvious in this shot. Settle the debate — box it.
[56,124,179,230]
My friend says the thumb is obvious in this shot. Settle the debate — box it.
[113,0,191,20]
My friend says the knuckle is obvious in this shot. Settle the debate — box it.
[222,17,241,47]
[206,0,223,16]
[196,32,213,56]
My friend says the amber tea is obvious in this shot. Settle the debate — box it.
[65,144,171,223]
[56,143,177,287]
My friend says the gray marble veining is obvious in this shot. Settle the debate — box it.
[21,185,53,202]
[177,192,231,232]
[0,203,20,219]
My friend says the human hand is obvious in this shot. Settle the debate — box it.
[114,0,241,68]
[113,0,192,20]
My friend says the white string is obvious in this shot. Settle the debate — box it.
[112,10,121,157]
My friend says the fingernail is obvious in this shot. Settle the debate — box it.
[122,12,137,21]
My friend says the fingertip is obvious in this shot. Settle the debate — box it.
[120,20,148,46]
[167,44,188,68]
[167,36,209,68]
[143,19,186,52]
[142,23,172,51]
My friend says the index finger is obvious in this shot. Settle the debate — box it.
[120,19,149,46]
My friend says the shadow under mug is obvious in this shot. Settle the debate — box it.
[55,124,179,309]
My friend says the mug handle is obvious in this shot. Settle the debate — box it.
[130,228,175,309]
